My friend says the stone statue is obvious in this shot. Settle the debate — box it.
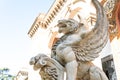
[29,0,109,80]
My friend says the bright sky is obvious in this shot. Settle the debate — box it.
[0,0,54,75]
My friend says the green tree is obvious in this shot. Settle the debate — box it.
[0,68,15,80]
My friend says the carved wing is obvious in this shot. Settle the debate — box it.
[30,54,65,80]
[73,0,109,62]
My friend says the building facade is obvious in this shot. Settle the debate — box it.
[28,0,120,80]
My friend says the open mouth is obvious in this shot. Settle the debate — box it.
[57,23,67,28]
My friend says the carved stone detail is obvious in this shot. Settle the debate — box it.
[103,0,116,15]
[30,0,109,80]
[30,54,64,80]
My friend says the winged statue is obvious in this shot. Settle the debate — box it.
[29,0,109,80]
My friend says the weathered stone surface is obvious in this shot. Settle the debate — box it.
[29,0,109,80]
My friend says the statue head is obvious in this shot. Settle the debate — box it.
[57,18,84,34]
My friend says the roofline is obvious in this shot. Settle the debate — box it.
[28,13,46,38]
[27,0,66,38]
